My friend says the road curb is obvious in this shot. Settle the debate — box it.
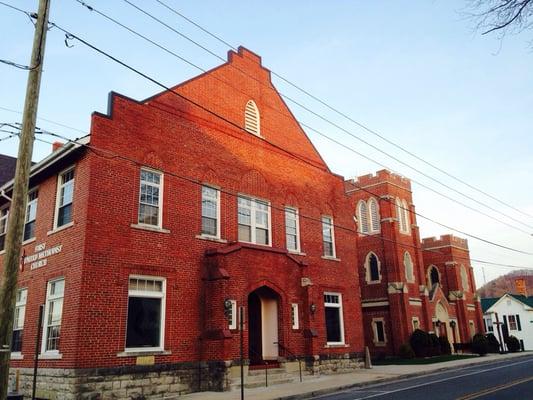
[270,353,532,400]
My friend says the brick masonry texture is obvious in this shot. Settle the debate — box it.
[0,47,482,398]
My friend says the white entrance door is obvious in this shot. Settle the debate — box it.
[261,298,279,360]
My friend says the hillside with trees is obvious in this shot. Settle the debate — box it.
[477,269,533,298]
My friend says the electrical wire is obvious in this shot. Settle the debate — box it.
[151,0,533,222]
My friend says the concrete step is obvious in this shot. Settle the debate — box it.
[231,375,295,390]
[247,367,286,376]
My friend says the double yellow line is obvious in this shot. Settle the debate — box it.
[456,375,533,400]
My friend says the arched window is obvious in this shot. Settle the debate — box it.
[357,201,369,233]
[461,264,470,292]
[244,100,260,136]
[365,252,381,283]
[368,198,380,233]
[402,199,410,233]
[428,266,440,287]
[404,252,414,282]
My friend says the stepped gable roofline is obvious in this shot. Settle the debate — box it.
[422,234,469,251]
[347,169,411,191]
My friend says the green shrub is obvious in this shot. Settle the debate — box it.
[506,335,520,352]
[428,333,442,356]
[410,329,430,357]
[438,336,452,355]
[486,333,500,353]
[399,343,415,359]
[471,333,489,356]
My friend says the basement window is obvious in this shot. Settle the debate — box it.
[126,276,166,351]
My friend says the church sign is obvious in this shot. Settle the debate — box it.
[23,242,63,270]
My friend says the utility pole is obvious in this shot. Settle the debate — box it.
[0,0,51,397]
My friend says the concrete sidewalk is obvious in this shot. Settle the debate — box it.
[178,352,531,400]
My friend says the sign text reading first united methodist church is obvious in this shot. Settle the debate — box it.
[23,242,63,270]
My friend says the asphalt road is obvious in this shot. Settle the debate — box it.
[314,354,533,400]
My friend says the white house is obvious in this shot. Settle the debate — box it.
[482,293,533,351]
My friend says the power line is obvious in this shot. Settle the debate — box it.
[31,129,532,271]
[0,106,88,134]
[91,0,533,236]
[151,0,533,222]
[20,19,533,255]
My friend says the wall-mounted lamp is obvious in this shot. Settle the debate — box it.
[450,321,456,328]
[435,320,442,328]
[310,303,317,314]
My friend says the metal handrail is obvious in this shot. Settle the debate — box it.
[248,347,269,387]
[273,342,303,382]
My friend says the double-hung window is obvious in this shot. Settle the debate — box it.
[126,276,165,351]
[373,319,386,345]
[201,186,220,237]
[12,288,27,353]
[24,190,38,241]
[0,206,8,251]
[324,293,344,345]
[285,207,300,252]
[55,168,74,228]
[322,216,336,258]
[42,278,64,353]
[227,299,237,330]
[237,196,270,245]
[138,169,162,227]
[508,315,518,331]
[291,303,299,330]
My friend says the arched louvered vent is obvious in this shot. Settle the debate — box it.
[244,100,260,136]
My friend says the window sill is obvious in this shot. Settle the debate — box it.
[321,256,341,262]
[10,353,23,360]
[195,235,227,243]
[47,221,74,236]
[117,349,171,357]
[373,342,387,347]
[39,352,63,360]
[22,237,36,246]
[324,343,348,348]
[366,280,382,285]
[130,224,170,234]
[288,250,306,256]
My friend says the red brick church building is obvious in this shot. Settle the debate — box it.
[1,47,482,397]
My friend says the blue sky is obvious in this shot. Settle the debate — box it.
[1,0,532,286]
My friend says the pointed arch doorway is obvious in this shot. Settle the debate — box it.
[248,286,280,365]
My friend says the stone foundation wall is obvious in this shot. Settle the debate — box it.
[307,353,364,375]
[9,361,230,400]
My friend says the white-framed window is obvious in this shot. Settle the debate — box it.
[285,207,300,252]
[368,198,380,233]
[322,216,336,258]
[365,252,381,283]
[396,198,410,234]
[484,316,494,333]
[23,189,38,241]
[469,320,475,338]
[372,318,386,345]
[357,200,369,234]
[508,315,518,331]
[12,288,27,353]
[138,168,163,227]
[244,100,260,136]
[291,303,299,330]
[227,299,237,330]
[54,167,74,228]
[201,185,220,238]
[0,205,8,251]
[412,317,420,331]
[126,276,166,351]
[324,292,344,345]
[42,278,65,354]
[237,195,271,245]
[461,264,470,292]
[404,251,414,282]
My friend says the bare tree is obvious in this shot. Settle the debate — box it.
[467,0,533,43]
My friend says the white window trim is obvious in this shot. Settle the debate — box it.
[365,252,382,284]
[357,200,369,234]
[125,275,166,353]
[372,317,387,346]
[324,292,345,345]
[412,316,420,331]
[53,165,75,231]
[468,320,475,338]
[24,188,38,241]
[12,287,27,356]
[285,206,301,253]
[322,215,336,258]
[237,194,272,247]
[402,199,411,235]
[0,204,8,253]
[138,167,164,229]
[291,303,299,330]
[228,299,237,330]
[200,184,221,239]
[41,277,65,356]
